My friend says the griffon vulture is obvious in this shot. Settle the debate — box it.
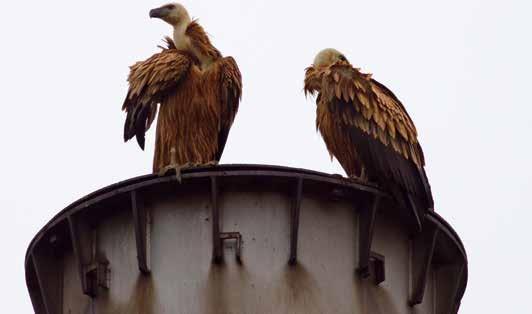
[304,48,433,220]
[122,3,242,178]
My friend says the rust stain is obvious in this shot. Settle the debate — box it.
[364,280,401,314]
[276,264,323,314]
[202,264,231,314]
[100,275,157,314]
[129,275,157,313]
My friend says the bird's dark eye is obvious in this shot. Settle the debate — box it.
[165,4,175,10]
[339,55,347,61]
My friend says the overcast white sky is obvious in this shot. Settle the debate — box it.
[1,0,531,312]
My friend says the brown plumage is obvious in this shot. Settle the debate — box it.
[304,49,433,218]
[185,21,222,62]
[123,4,242,173]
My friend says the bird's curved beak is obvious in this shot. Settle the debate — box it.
[149,7,166,19]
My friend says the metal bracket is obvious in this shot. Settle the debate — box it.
[369,252,386,285]
[210,176,243,263]
[357,195,380,278]
[220,232,242,263]
[84,260,110,293]
[67,215,110,297]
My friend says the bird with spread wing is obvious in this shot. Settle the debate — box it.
[304,48,434,220]
[122,3,242,180]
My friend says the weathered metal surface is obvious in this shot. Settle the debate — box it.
[67,214,93,296]
[410,222,439,305]
[210,176,222,263]
[131,190,151,274]
[289,177,303,265]
[357,195,380,277]
[25,164,468,314]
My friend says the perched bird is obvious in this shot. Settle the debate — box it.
[304,48,433,224]
[122,3,242,179]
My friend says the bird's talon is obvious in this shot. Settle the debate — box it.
[157,161,218,182]
[348,174,368,183]
[158,163,186,183]
[348,168,368,183]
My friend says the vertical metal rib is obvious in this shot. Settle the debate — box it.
[211,176,222,263]
[289,177,303,265]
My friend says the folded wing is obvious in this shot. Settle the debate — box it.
[205,57,242,161]
[123,38,192,149]
[305,63,433,212]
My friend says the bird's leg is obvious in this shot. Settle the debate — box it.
[158,162,195,183]
[158,149,220,182]
[157,148,192,183]
[359,167,367,181]
[348,167,368,183]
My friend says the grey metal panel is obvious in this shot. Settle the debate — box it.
[411,266,436,314]
[61,252,91,313]
[363,207,411,314]
[24,165,468,314]
[297,193,362,313]
[91,207,139,312]
[31,249,62,314]
[26,258,47,314]
[150,186,213,313]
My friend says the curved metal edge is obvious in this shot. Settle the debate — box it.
[426,212,469,313]
[425,211,468,313]
[23,164,382,268]
[24,163,468,312]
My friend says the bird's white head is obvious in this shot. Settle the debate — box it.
[149,3,191,27]
[313,48,349,67]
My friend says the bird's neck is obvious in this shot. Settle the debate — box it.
[172,21,190,51]
[172,20,217,70]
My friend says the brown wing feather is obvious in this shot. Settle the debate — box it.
[216,57,242,160]
[202,56,242,161]
[305,62,433,213]
[122,39,192,149]
[186,20,222,60]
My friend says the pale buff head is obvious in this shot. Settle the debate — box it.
[313,48,349,67]
[149,3,191,27]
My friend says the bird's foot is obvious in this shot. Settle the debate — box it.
[158,162,196,183]
[348,168,368,183]
[200,160,219,167]
[158,161,219,182]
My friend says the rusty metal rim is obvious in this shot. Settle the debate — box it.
[24,163,468,310]
[24,164,384,263]
[426,212,469,311]
[24,163,466,265]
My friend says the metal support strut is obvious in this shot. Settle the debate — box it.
[211,176,242,263]
[289,178,303,265]
[357,195,380,278]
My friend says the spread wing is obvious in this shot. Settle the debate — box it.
[122,38,192,149]
[206,56,242,161]
[305,62,433,210]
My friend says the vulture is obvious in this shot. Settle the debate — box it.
[304,48,434,220]
[123,3,242,178]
